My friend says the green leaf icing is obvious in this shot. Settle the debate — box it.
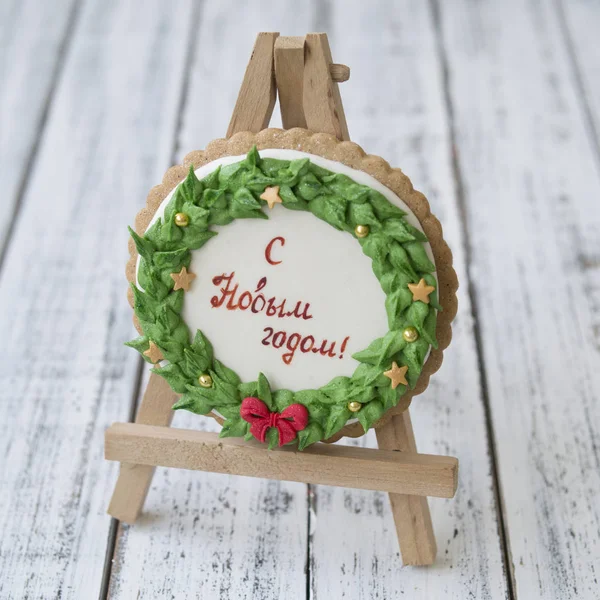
[127,148,439,449]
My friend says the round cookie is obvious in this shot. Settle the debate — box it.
[126,129,458,449]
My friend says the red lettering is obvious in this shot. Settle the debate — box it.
[285,301,314,320]
[225,284,240,310]
[313,339,337,357]
[251,294,266,313]
[262,330,351,365]
[282,333,302,365]
[339,336,350,359]
[300,335,315,353]
[272,331,286,349]
[238,291,252,310]
[210,272,236,308]
[261,327,274,345]
[266,298,278,316]
[211,272,313,321]
[265,236,285,265]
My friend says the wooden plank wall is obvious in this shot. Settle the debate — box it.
[0,0,598,598]
[309,2,508,597]
[437,1,600,597]
[0,0,78,251]
[0,1,195,597]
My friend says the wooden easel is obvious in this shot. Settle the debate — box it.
[106,32,458,567]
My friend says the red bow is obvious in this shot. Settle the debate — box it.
[240,397,309,446]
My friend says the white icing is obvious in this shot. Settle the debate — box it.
[137,150,436,392]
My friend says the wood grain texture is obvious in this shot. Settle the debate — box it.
[2,0,598,597]
[308,1,509,598]
[108,2,316,598]
[0,0,195,597]
[329,63,350,83]
[303,33,350,140]
[109,375,310,600]
[226,31,279,137]
[106,422,458,497]
[558,0,600,164]
[0,0,77,252]
[108,373,177,523]
[437,0,600,597]
[275,36,308,129]
[376,411,437,565]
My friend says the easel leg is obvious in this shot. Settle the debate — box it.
[107,372,177,523]
[375,409,437,565]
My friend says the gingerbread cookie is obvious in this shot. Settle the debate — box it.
[126,129,458,449]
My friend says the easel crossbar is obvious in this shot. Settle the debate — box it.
[105,423,458,498]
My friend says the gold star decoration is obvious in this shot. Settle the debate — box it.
[408,278,436,304]
[383,361,409,389]
[170,266,196,291]
[143,341,164,364]
[260,186,283,209]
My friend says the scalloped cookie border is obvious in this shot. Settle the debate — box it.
[126,128,459,441]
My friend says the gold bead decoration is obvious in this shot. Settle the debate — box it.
[347,401,362,412]
[198,373,213,388]
[354,224,370,238]
[402,326,419,343]
[174,212,190,227]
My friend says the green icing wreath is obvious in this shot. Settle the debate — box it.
[127,147,440,450]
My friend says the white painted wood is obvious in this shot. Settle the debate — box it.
[108,367,310,599]
[307,1,509,597]
[1,0,598,598]
[0,1,195,598]
[438,0,600,597]
[174,3,311,160]
[109,394,308,600]
[558,0,600,142]
[0,0,76,250]
[108,2,316,599]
